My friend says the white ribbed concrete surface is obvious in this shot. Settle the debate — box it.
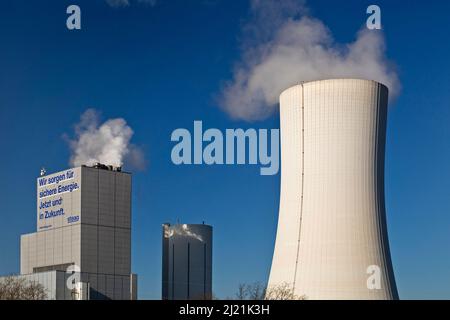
[268,79,398,300]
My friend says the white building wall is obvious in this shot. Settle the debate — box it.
[20,166,133,300]
[268,79,398,300]
[21,225,81,275]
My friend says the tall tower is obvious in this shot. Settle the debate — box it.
[20,164,136,300]
[268,79,398,300]
[162,223,213,300]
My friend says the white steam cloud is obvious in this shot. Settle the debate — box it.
[169,224,204,242]
[220,0,400,121]
[68,109,145,169]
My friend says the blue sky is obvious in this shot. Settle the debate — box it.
[0,0,449,299]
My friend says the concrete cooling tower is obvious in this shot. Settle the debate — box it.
[268,79,398,300]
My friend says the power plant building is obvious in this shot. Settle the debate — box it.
[17,164,137,300]
[162,223,213,300]
[268,79,398,300]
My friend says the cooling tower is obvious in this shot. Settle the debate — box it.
[268,79,398,300]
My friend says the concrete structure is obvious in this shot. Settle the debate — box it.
[162,223,212,300]
[268,79,398,300]
[19,164,136,300]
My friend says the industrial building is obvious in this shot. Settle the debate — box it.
[162,223,212,300]
[14,163,137,300]
[268,79,398,299]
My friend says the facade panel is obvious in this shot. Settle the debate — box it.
[98,170,115,227]
[81,224,98,274]
[81,167,99,225]
[98,226,115,275]
[115,173,131,229]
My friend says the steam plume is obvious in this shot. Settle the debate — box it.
[169,224,204,242]
[68,109,145,169]
[220,0,400,121]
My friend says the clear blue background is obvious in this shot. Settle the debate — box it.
[0,0,449,299]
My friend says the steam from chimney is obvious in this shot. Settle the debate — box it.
[68,109,145,169]
[168,224,204,242]
[219,0,400,121]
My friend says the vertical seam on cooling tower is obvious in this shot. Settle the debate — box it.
[293,83,305,291]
